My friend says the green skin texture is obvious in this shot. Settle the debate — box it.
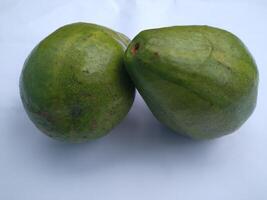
[124,26,258,139]
[20,23,135,142]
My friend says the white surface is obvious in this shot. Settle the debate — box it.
[0,0,267,199]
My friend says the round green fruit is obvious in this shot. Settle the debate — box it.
[124,25,258,139]
[20,23,135,142]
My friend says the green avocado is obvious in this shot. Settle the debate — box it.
[124,25,258,139]
[20,22,135,142]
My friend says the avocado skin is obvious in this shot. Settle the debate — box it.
[20,23,135,142]
[124,26,258,139]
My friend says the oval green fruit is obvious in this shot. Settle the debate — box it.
[124,25,258,139]
[20,23,135,142]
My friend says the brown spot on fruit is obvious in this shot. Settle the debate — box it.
[154,52,159,57]
[131,43,140,55]
[39,111,51,120]
[91,119,97,129]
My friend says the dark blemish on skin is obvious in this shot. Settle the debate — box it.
[216,59,232,72]
[70,65,82,84]
[82,69,90,74]
[222,63,231,71]
[71,105,82,118]
[108,110,114,116]
[80,91,92,98]
[82,34,92,41]
[154,52,159,57]
[39,111,49,118]
[131,43,140,55]
[38,111,53,122]
[225,65,231,71]
[91,119,97,129]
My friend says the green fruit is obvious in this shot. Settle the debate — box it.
[20,23,135,142]
[124,25,258,139]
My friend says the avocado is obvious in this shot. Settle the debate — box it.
[20,22,135,142]
[124,25,258,139]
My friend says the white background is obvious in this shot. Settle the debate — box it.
[0,0,267,199]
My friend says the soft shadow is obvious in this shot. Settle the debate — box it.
[7,95,219,176]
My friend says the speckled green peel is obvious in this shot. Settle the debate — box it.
[20,22,135,143]
[124,25,258,139]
